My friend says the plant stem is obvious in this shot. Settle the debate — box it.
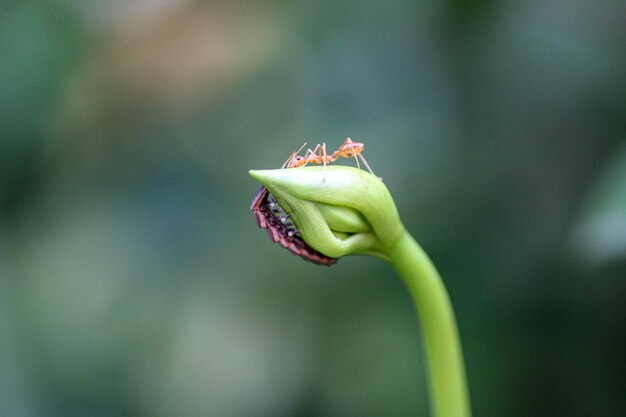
[386,232,472,417]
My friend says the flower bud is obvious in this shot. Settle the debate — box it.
[249,166,406,260]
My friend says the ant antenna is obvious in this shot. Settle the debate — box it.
[281,142,308,169]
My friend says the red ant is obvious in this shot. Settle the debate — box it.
[281,138,377,182]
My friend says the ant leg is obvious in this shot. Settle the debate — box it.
[357,153,378,178]
[352,152,366,186]
[310,144,321,159]
[322,142,327,182]
[304,144,321,166]
[300,147,314,167]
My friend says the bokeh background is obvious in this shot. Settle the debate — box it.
[1,0,625,416]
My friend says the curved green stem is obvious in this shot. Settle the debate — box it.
[387,232,472,417]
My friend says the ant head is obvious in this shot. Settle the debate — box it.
[288,154,305,168]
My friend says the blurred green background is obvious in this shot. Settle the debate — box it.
[1,0,625,416]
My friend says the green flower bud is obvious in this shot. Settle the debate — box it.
[250,165,472,417]
[249,166,407,260]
